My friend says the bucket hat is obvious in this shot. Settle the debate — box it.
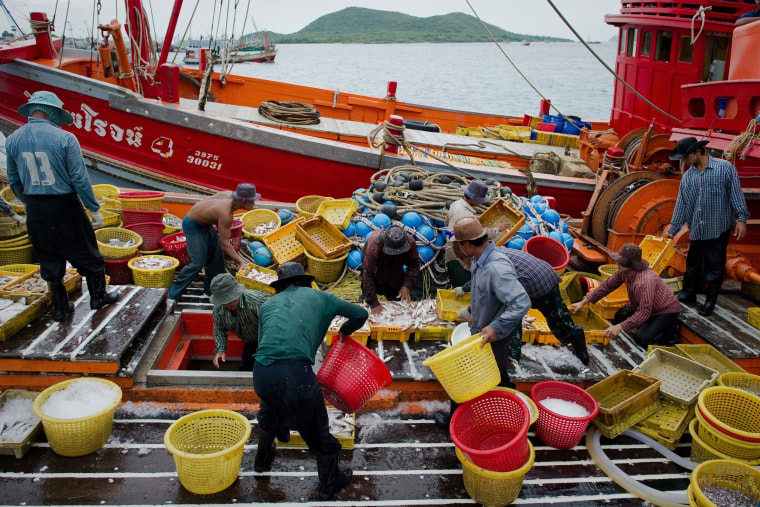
[17,91,74,126]
[231,183,261,203]
[209,273,245,305]
[452,216,487,242]
[270,262,314,292]
[463,179,489,203]
[669,137,709,161]
[381,224,411,255]
[610,243,649,271]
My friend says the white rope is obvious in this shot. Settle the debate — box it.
[691,6,712,45]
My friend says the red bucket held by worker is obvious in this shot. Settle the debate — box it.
[317,335,392,413]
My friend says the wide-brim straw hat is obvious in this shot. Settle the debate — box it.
[17,91,74,126]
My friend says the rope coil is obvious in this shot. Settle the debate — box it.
[258,101,321,125]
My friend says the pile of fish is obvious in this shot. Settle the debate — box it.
[0,297,30,324]
[131,257,176,270]
[328,314,371,333]
[162,214,183,228]
[327,408,354,437]
[107,238,136,248]
[241,266,277,285]
[367,300,451,330]
[0,396,39,443]
[252,221,278,236]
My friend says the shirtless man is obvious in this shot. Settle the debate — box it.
[167,183,260,301]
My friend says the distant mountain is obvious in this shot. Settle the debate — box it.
[260,7,569,44]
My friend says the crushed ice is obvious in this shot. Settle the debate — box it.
[40,380,119,419]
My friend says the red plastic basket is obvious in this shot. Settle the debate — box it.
[121,208,169,227]
[450,390,531,472]
[104,254,139,285]
[317,335,392,413]
[125,222,166,252]
[159,232,190,267]
[530,381,599,449]
[524,236,570,274]
[214,220,244,252]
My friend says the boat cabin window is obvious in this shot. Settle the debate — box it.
[678,36,693,63]
[627,28,638,57]
[655,31,673,62]
[620,28,627,54]
[702,35,730,82]
[640,31,652,57]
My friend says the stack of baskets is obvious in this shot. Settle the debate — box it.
[586,370,662,439]
[295,215,351,284]
[95,228,143,285]
[688,459,760,507]
[117,191,166,254]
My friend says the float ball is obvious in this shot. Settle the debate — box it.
[253,247,273,267]
[277,209,293,225]
[347,250,363,270]
[373,213,392,229]
[507,236,526,250]
[433,232,447,247]
[342,222,356,238]
[562,232,575,251]
[548,230,564,243]
[542,208,561,225]
[501,186,513,196]
[373,192,386,202]
[355,221,372,237]
[249,240,265,252]
[560,220,569,233]
[401,211,423,229]
[516,224,534,240]
[408,179,423,191]
[417,224,436,242]
[374,181,387,191]
[417,245,435,263]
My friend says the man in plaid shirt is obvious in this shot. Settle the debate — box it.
[663,137,749,317]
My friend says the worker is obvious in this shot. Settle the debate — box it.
[444,179,507,287]
[6,91,117,322]
[361,224,421,315]
[569,243,682,348]
[433,216,531,429]
[736,0,760,26]
[663,136,749,317]
[209,273,268,372]
[253,262,368,500]
[454,244,589,364]
[167,183,259,302]
[0,198,26,227]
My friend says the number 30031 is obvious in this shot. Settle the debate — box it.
[187,151,222,170]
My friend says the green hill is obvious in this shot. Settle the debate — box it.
[259,7,568,44]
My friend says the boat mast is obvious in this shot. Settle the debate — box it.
[157,0,183,67]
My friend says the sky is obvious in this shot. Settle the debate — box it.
[2,1,622,42]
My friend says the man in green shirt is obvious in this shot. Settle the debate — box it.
[209,273,269,371]
[253,262,368,501]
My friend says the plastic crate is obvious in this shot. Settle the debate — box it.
[2,269,81,300]
[586,370,662,427]
[633,419,683,450]
[636,398,693,440]
[262,217,306,266]
[316,199,358,229]
[370,325,411,342]
[236,264,277,295]
[277,408,355,450]
[478,199,525,247]
[414,325,454,342]
[675,344,746,375]
[646,345,685,357]
[0,389,43,459]
[295,215,352,260]
[532,306,611,345]
[0,293,47,342]
[749,307,760,330]
[590,297,628,320]
[638,235,674,275]
[325,329,370,346]
[592,397,663,439]
[558,271,603,305]
[436,289,471,322]
[0,265,38,290]
[633,349,719,407]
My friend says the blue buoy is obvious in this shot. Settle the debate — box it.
[417,224,435,242]
[355,221,372,237]
[507,236,526,250]
[562,232,575,251]
[277,209,293,225]
[417,245,435,263]
[516,224,534,241]
[373,213,392,229]
[542,208,561,225]
[548,230,564,244]
[560,220,569,233]
[342,221,356,238]
[433,232,446,247]
[347,249,362,270]
[401,211,423,229]
[253,247,273,267]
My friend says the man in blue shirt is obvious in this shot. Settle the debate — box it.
[736,0,760,26]
[6,91,117,322]
[663,137,749,316]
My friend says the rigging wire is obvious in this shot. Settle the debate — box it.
[170,0,201,65]
[56,0,72,69]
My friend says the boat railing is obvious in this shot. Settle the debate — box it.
[681,79,760,132]
[617,1,753,24]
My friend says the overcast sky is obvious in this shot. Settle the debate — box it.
[3,1,621,42]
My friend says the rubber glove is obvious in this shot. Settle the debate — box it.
[457,306,471,321]
[90,210,104,228]
[454,286,466,298]
[11,214,25,226]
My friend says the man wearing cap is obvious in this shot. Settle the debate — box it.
[569,243,682,348]
[5,91,117,322]
[209,273,268,372]
[253,262,368,500]
[736,0,760,26]
[663,136,749,317]
[361,223,421,315]
[444,179,508,286]
[167,183,259,301]
[433,216,530,428]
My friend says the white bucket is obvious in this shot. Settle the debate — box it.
[451,322,472,345]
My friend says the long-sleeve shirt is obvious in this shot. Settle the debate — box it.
[361,231,421,308]
[469,242,531,340]
[6,118,100,212]
[444,198,500,262]
[255,285,368,366]
[213,290,269,353]
[667,156,749,240]
[0,198,16,217]
[586,268,681,333]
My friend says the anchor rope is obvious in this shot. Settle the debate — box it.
[724,118,760,163]
[258,101,321,125]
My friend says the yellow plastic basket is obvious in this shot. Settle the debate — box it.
[697,386,760,443]
[117,191,164,211]
[315,199,359,229]
[435,289,471,322]
[32,378,122,457]
[162,213,182,235]
[0,293,47,342]
[241,209,281,241]
[92,184,120,200]
[296,195,333,219]
[0,242,35,265]
[689,459,760,507]
[639,235,674,275]
[422,334,501,403]
[304,249,347,283]
[676,344,746,375]
[236,264,278,295]
[689,419,760,466]
[598,264,618,281]
[295,215,352,260]
[0,215,27,239]
[262,217,306,266]
[164,410,251,495]
[0,187,24,214]
[717,372,760,396]
[456,441,535,507]
[128,255,179,288]
[95,227,144,260]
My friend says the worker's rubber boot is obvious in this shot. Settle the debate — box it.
[275,426,290,444]
[253,430,277,473]
[676,277,697,303]
[569,329,590,365]
[433,400,459,430]
[317,452,352,500]
[698,283,721,317]
[49,281,74,322]
[86,271,119,310]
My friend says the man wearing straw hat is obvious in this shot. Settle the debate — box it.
[167,183,259,302]
[5,91,117,322]
[253,262,368,500]
[209,273,268,372]
[433,216,530,429]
